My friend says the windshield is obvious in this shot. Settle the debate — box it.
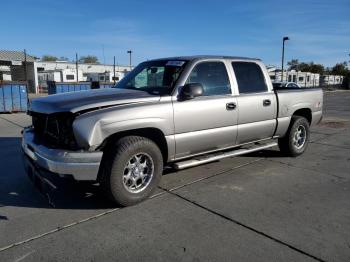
[114,60,188,95]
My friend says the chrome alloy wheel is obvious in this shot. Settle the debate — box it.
[293,125,306,149]
[123,153,154,193]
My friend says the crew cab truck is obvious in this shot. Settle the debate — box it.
[22,56,323,206]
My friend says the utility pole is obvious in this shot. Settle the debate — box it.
[75,53,79,82]
[281,36,289,82]
[113,56,116,84]
[127,50,132,70]
[23,49,30,98]
[296,71,299,86]
[23,49,27,82]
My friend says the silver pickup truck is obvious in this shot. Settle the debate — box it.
[22,55,323,206]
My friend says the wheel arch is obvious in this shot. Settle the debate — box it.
[99,127,169,165]
[292,108,312,124]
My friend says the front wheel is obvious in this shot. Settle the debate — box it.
[100,136,163,206]
[278,116,310,157]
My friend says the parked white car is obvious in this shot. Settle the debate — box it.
[273,82,301,89]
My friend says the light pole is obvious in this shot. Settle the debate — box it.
[281,36,289,82]
[127,50,132,70]
[75,52,79,82]
[113,56,116,84]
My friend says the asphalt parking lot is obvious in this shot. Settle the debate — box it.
[0,91,349,262]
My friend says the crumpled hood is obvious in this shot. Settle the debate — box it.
[30,88,161,114]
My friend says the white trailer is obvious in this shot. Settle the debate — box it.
[321,75,344,85]
[37,69,85,92]
[38,69,84,83]
[85,71,125,82]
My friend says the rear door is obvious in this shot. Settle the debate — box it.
[231,61,277,144]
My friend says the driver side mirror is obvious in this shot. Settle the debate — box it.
[179,83,204,100]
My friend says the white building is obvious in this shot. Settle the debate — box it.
[0,65,11,81]
[0,50,132,93]
[0,50,37,91]
[34,61,130,93]
[269,69,320,87]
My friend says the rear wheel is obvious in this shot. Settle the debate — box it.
[278,116,310,157]
[101,136,163,206]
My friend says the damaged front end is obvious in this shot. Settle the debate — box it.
[22,110,103,182]
[30,111,80,150]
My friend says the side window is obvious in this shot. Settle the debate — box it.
[186,62,231,96]
[66,74,75,80]
[231,62,267,94]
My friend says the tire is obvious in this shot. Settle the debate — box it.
[100,136,163,206]
[278,116,310,157]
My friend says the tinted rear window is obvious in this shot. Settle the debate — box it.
[232,62,267,94]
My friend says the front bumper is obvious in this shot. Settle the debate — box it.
[22,128,103,181]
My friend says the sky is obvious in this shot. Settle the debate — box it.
[1,0,349,67]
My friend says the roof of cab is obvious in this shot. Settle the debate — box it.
[150,55,261,62]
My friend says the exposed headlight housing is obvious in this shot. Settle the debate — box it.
[30,111,79,150]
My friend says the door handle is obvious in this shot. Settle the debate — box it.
[226,102,236,110]
[263,99,271,106]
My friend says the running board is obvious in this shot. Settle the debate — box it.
[173,141,278,170]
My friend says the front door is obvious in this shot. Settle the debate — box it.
[173,61,238,159]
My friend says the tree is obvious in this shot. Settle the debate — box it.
[287,59,299,70]
[287,60,324,74]
[79,55,99,64]
[308,62,325,75]
[331,62,349,76]
[297,62,311,72]
[41,55,58,61]
[58,56,69,61]
[342,73,350,89]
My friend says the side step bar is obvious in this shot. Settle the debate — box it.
[173,141,278,170]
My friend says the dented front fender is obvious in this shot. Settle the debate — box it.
[72,99,174,150]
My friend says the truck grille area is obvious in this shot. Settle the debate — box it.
[30,111,79,150]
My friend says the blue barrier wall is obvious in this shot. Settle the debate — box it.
[0,83,28,113]
[99,83,115,89]
[48,82,91,95]
[47,81,116,94]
